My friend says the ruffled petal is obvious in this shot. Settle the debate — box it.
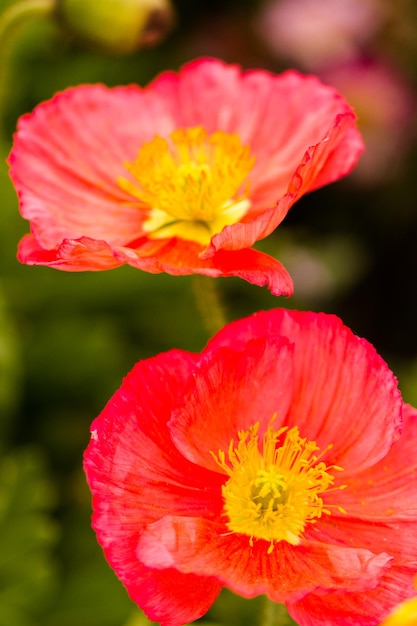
[169,335,295,472]
[237,71,363,203]
[138,516,391,603]
[204,248,294,296]
[8,85,153,248]
[146,57,243,132]
[19,231,293,295]
[202,194,295,259]
[124,238,294,295]
[205,111,364,254]
[287,566,417,626]
[84,349,225,624]
[328,404,417,520]
[84,349,223,547]
[206,309,402,474]
[308,515,417,566]
[18,235,123,270]
[110,562,221,626]
[160,61,363,215]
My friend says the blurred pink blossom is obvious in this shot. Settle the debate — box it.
[256,0,386,70]
[321,58,416,183]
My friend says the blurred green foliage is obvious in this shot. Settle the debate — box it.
[0,0,416,624]
[0,448,57,625]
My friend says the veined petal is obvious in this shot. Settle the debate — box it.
[110,563,221,626]
[117,239,295,296]
[381,594,417,626]
[208,248,294,296]
[206,308,402,473]
[205,110,364,255]
[138,515,391,602]
[329,404,417,520]
[308,516,417,566]
[85,349,223,540]
[9,85,151,248]
[169,335,295,472]
[84,349,223,625]
[287,567,417,626]
[163,62,363,211]
[18,235,124,270]
[18,234,293,295]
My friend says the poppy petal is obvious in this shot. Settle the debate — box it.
[169,334,295,472]
[138,515,391,602]
[287,566,417,626]
[329,404,417,520]
[206,309,402,472]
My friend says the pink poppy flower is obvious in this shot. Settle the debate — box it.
[9,59,363,296]
[84,308,417,625]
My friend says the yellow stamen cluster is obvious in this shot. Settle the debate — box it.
[212,421,345,554]
[119,126,254,246]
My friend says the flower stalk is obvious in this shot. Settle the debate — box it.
[0,0,54,134]
[261,598,293,626]
[192,275,227,336]
[0,0,53,41]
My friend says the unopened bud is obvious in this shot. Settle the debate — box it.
[57,0,175,54]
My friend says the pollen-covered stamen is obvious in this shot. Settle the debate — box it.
[212,421,346,554]
[118,126,255,246]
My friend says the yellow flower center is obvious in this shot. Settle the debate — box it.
[212,421,346,554]
[119,126,255,246]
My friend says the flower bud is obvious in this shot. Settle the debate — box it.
[57,0,175,54]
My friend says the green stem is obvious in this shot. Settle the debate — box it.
[0,0,55,134]
[192,275,227,336]
[261,598,293,626]
[0,0,54,38]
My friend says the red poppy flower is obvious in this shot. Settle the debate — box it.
[84,309,417,625]
[9,59,363,295]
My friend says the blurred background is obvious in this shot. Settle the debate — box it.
[0,0,416,624]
